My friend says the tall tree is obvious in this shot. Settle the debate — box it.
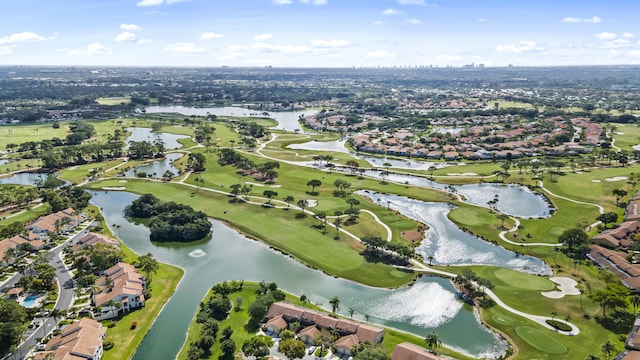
[424,332,442,353]
[329,296,340,315]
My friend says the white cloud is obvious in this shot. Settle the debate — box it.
[164,42,205,54]
[114,32,137,42]
[0,31,48,45]
[622,32,635,39]
[201,32,224,40]
[382,8,401,15]
[137,39,153,44]
[405,18,422,25]
[628,50,640,59]
[299,0,328,5]
[562,16,602,23]
[254,33,272,42]
[137,0,188,6]
[367,50,389,58]
[310,39,350,47]
[496,41,543,53]
[67,42,109,56]
[252,42,311,54]
[373,20,385,25]
[272,0,293,4]
[594,32,617,40]
[120,24,141,31]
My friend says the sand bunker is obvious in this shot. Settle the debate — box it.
[67,166,78,170]
[592,179,601,182]
[244,181,264,187]
[541,276,581,299]
[605,176,628,182]
[306,199,318,208]
[102,186,126,191]
[270,184,282,188]
[119,180,128,183]
[447,172,478,176]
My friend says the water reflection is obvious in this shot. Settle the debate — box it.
[126,127,190,150]
[89,190,507,359]
[358,191,551,275]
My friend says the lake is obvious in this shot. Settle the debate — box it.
[144,106,319,132]
[89,191,508,359]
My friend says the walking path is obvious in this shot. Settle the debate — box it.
[407,259,580,336]
[537,180,605,231]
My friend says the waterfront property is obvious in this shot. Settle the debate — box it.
[391,342,446,360]
[264,302,384,356]
[92,262,146,321]
[27,207,84,238]
[37,318,106,360]
[72,232,120,252]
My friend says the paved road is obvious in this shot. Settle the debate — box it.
[2,222,94,360]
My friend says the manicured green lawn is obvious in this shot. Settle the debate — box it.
[0,203,51,228]
[89,206,184,360]
[96,97,132,105]
[609,123,640,152]
[87,178,415,288]
[0,123,72,150]
[57,160,125,185]
[177,282,477,360]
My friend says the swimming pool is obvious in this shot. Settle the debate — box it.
[21,294,40,308]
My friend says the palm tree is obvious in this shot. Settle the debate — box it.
[601,340,616,360]
[550,311,557,321]
[424,332,442,353]
[329,296,340,315]
[348,308,355,318]
[364,314,370,322]
[299,294,308,307]
[632,294,640,313]
[283,195,295,209]
[50,308,66,327]
[137,253,159,284]
[297,199,308,215]
[586,354,600,360]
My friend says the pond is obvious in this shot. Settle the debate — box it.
[144,106,319,132]
[126,127,190,150]
[286,139,453,170]
[359,170,553,218]
[89,191,508,359]
[358,191,551,275]
[0,172,48,186]
[0,159,9,165]
[123,153,184,178]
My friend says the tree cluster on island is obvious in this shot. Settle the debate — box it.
[124,193,211,242]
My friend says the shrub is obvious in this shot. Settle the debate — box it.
[130,321,137,330]
[104,341,114,350]
[546,319,571,331]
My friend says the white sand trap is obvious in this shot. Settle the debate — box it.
[244,181,264,187]
[542,276,581,299]
[447,172,478,176]
[270,184,282,188]
[592,179,601,182]
[605,176,628,182]
[306,199,318,208]
[102,186,126,191]
[575,171,583,174]
[119,180,128,183]
[67,166,78,170]
[616,132,625,135]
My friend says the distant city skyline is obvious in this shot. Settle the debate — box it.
[1,0,639,67]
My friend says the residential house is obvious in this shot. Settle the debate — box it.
[27,208,83,238]
[40,318,106,360]
[587,245,640,292]
[391,342,447,360]
[92,262,146,320]
[72,232,120,253]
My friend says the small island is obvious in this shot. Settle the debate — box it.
[125,193,212,242]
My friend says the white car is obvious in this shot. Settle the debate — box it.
[307,346,316,355]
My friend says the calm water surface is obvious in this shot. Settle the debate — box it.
[89,191,508,359]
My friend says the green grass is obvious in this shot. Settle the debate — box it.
[610,123,640,152]
[96,97,132,105]
[87,205,184,360]
[57,160,125,185]
[0,123,72,151]
[0,203,51,228]
[177,282,477,360]
[87,178,416,288]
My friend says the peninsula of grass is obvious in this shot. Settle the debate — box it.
[87,178,416,288]
[177,281,477,360]
[91,208,184,360]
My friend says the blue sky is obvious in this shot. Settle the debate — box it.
[1,0,639,67]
